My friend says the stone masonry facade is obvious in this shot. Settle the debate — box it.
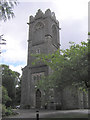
[20,9,88,109]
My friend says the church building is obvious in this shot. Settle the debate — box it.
[20,9,88,109]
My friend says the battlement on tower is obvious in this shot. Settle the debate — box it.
[29,9,59,24]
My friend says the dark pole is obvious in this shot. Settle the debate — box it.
[36,110,39,120]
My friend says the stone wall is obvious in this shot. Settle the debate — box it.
[20,66,29,108]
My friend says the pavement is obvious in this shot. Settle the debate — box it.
[2,109,89,119]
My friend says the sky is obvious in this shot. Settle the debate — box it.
[0,0,89,75]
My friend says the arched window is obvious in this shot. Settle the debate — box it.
[52,25,57,45]
[33,22,44,45]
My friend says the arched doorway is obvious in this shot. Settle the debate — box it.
[36,89,41,109]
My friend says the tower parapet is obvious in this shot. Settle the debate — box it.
[29,9,59,25]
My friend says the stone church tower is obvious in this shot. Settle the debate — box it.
[20,9,60,108]
[21,9,88,109]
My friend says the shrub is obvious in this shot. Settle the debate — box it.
[2,105,13,116]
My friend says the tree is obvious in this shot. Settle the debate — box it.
[2,64,20,107]
[0,0,18,21]
[32,41,88,108]
[32,41,88,91]
[2,86,11,106]
[0,0,18,54]
[2,86,12,116]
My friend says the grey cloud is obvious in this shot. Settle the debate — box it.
[60,17,88,49]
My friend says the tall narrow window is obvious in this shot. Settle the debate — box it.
[33,22,44,45]
[52,25,57,45]
[36,48,40,54]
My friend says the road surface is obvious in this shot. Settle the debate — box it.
[2,109,89,119]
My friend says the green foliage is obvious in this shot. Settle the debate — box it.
[2,64,21,116]
[0,0,18,21]
[2,86,13,116]
[2,64,20,107]
[2,105,13,116]
[2,86,11,105]
[2,104,7,116]
[32,41,88,91]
